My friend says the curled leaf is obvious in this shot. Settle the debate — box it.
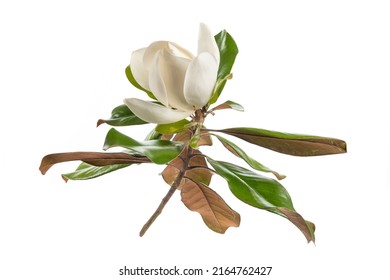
[208,127,347,156]
[39,151,150,175]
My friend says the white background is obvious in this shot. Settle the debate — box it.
[1,0,389,279]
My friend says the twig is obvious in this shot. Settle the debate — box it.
[139,146,192,236]
[139,185,176,237]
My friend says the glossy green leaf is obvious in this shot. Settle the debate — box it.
[211,100,244,112]
[189,125,201,149]
[209,127,347,156]
[125,65,156,100]
[97,104,147,127]
[40,152,151,175]
[144,128,162,140]
[214,135,285,180]
[103,128,184,164]
[155,119,191,135]
[207,158,315,243]
[62,163,130,182]
[215,30,239,80]
[209,30,239,105]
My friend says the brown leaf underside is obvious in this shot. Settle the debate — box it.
[223,132,346,156]
[162,131,213,189]
[278,207,316,243]
[161,142,239,234]
[210,102,236,111]
[40,152,150,174]
[174,129,213,146]
[181,180,240,233]
[162,149,212,190]
[210,103,231,111]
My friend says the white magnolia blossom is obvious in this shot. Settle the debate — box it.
[124,23,220,124]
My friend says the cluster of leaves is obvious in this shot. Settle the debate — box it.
[40,30,346,243]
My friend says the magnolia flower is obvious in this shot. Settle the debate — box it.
[124,23,220,124]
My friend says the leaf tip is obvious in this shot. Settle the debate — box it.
[61,175,69,183]
[273,172,286,180]
[96,119,105,127]
[341,141,347,153]
[39,156,52,175]
[39,163,46,175]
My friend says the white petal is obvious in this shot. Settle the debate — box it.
[143,42,194,109]
[168,42,194,59]
[198,23,220,65]
[184,52,218,108]
[148,52,169,107]
[159,49,193,111]
[143,41,169,70]
[124,98,193,124]
[143,41,193,68]
[130,48,150,90]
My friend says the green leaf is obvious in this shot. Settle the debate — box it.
[215,30,239,80]
[62,162,130,182]
[214,135,285,180]
[207,158,315,243]
[103,128,184,164]
[211,100,244,112]
[155,119,191,134]
[144,128,162,140]
[209,127,347,156]
[209,30,239,105]
[189,125,201,149]
[208,159,293,209]
[125,65,156,100]
[97,104,147,127]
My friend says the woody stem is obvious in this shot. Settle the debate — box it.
[139,146,193,237]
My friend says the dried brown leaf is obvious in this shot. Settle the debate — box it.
[173,130,192,143]
[40,152,150,175]
[181,180,240,233]
[198,133,213,146]
[209,127,347,156]
[162,149,212,190]
[173,129,212,146]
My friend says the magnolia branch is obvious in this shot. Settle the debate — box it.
[139,146,192,237]
[139,185,177,237]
